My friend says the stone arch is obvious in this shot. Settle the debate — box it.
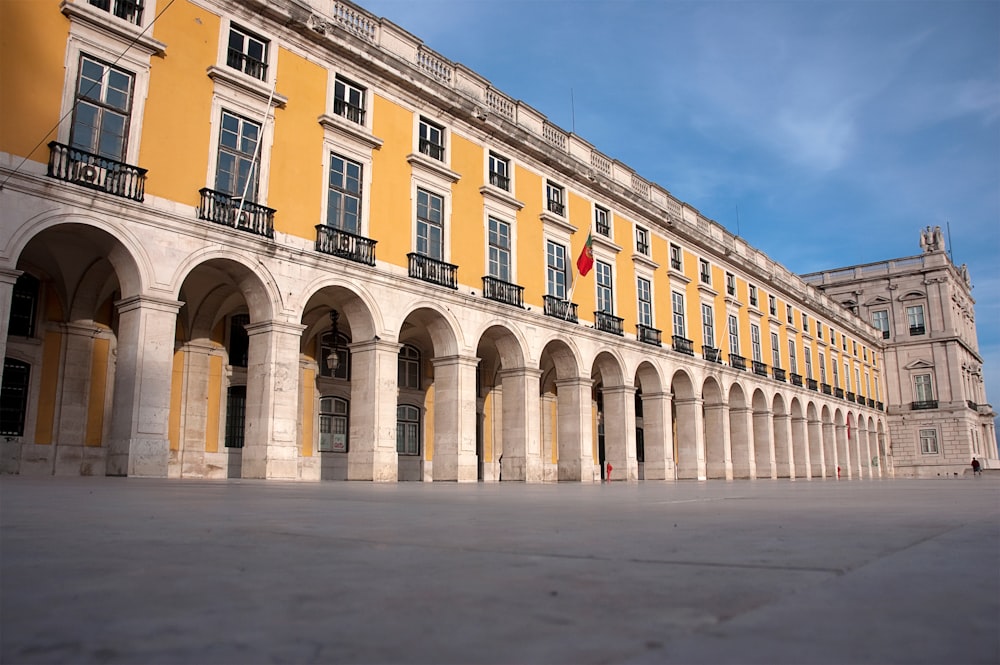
[702,376,728,479]
[728,382,753,479]
[538,337,590,482]
[476,323,533,482]
[671,369,702,480]
[634,361,669,480]
[592,350,632,481]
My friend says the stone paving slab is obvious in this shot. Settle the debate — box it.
[1,476,997,664]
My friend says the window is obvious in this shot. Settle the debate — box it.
[227,24,268,80]
[768,295,777,316]
[319,330,350,380]
[842,334,848,351]
[817,322,824,340]
[725,272,736,296]
[635,226,650,255]
[832,360,840,387]
[546,241,567,299]
[327,153,362,233]
[546,182,565,216]
[907,305,925,335]
[669,244,682,271]
[919,428,939,454]
[852,341,858,357]
[8,274,39,338]
[228,314,249,368]
[728,315,739,355]
[318,396,349,452]
[398,345,421,390]
[872,310,890,339]
[672,292,685,337]
[819,352,827,383]
[224,385,246,448]
[788,340,798,374]
[594,205,610,236]
[488,152,510,190]
[771,332,781,369]
[333,75,366,124]
[71,55,134,161]
[751,324,762,362]
[844,362,851,391]
[699,259,711,284]
[748,284,758,308]
[863,347,868,361]
[637,277,652,326]
[0,358,30,436]
[914,374,934,402]
[87,0,144,25]
[786,304,793,325]
[801,313,809,333]
[416,188,444,260]
[804,347,812,380]
[418,117,445,161]
[216,111,261,199]
[396,404,421,455]
[488,217,511,282]
[701,304,715,347]
[596,261,613,313]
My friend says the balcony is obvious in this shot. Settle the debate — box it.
[909,325,925,336]
[596,218,610,236]
[547,198,565,216]
[856,394,867,405]
[752,361,769,377]
[807,378,819,391]
[47,142,147,202]
[419,139,444,161]
[333,98,366,125]
[790,373,803,387]
[88,0,143,23]
[637,324,662,347]
[315,225,376,266]
[672,336,694,356]
[877,401,885,411]
[846,392,856,402]
[488,171,509,191]
[729,354,747,371]
[482,276,524,308]
[543,296,577,323]
[594,311,624,336]
[227,49,267,80]
[772,367,787,382]
[702,346,723,364]
[912,400,938,410]
[407,253,457,289]
[821,383,832,395]
[834,388,845,399]
[968,400,979,410]
[670,258,682,271]
[867,398,877,408]
[882,330,890,339]
[198,188,275,238]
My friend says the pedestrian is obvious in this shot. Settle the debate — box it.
[971,457,981,477]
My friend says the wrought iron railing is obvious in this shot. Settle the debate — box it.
[482,276,524,308]
[407,253,457,289]
[703,346,723,364]
[670,258,682,271]
[47,142,147,202]
[419,139,444,161]
[867,398,877,408]
[912,400,938,410]
[909,325,925,336]
[88,0,143,24]
[637,324,661,347]
[315,225,376,265]
[729,354,747,371]
[772,367,787,382]
[596,218,610,236]
[790,373,803,387]
[807,378,819,391]
[333,98,365,124]
[846,391,856,402]
[547,198,565,215]
[543,296,577,323]
[672,336,694,356]
[488,171,509,190]
[752,361,769,377]
[876,401,885,411]
[594,311,624,336]
[821,383,832,395]
[834,388,845,399]
[968,400,979,410]
[198,188,275,238]
[856,394,867,405]
[227,49,267,80]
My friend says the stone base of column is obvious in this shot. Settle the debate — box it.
[107,438,169,477]
[642,460,667,480]
[558,460,598,482]
[348,449,398,482]
[54,445,107,476]
[501,455,526,481]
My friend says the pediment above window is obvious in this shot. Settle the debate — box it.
[318,114,383,150]
[899,291,926,302]
[407,152,460,184]
[904,359,935,370]
[208,66,288,108]
[61,0,167,56]
[865,295,891,306]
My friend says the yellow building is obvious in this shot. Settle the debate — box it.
[1,0,893,481]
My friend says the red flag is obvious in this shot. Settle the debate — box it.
[576,232,594,276]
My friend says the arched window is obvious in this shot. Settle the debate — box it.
[398,345,420,389]
[319,396,349,452]
[396,404,420,455]
[0,358,30,436]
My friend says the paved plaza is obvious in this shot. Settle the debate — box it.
[1,475,998,664]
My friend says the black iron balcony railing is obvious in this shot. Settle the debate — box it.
[867,398,877,408]
[876,401,885,411]
[790,373,803,387]
[47,142,147,202]
[834,388,845,399]
[637,240,650,255]
[637,324,661,347]
[543,296,578,323]
[846,391,856,402]
[807,378,819,391]
[729,354,747,371]
[482,276,524,308]
[594,311,624,336]
[315,225,376,266]
[672,336,694,356]
[703,346,723,364]
[670,258,682,271]
[88,0,143,23]
[198,188,275,238]
[909,325,925,336]
[772,367,787,382]
[700,271,711,284]
[227,49,267,80]
[333,98,365,125]
[419,139,444,161]
[912,400,938,410]
[596,218,611,236]
[821,383,832,395]
[547,198,565,216]
[967,400,979,410]
[856,394,867,405]
[726,285,736,296]
[488,171,510,190]
[407,253,457,289]
[752,361,769,377]
[882,330,890,339]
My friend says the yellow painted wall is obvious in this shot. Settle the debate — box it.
[614,213,637,328]
[34,330,62,445]
[270,47,325,240]
[568,193,595,316]
[84,336,109,446]
[140,0,218,205]
[482,391,494,462]
[205,354,222,453]
[300,368,314,457]
[423,384,434,460]
[369,95,412,268]
[168,348,184,451]
[515,165,545,302]
[450,134,484,274]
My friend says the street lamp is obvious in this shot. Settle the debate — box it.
[327,309,340,373]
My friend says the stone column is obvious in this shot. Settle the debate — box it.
[241,320,305,480]
[675,396,705,480]
[176,341,215,477]
[0,269,20,369]
[730,406,754,479]
[822,421,836,478]
[54,322,103,475]
[431,354,480,482]
[808,417,823,478]
[555,377,595,482]
[640,391,673,480]
[753,408,774,478]
[792,415,809,478]
[107,295,181,477]
[774,412,792,478]
[836,424,850,479]
[499,367,543,482]
[348,339,400,482]
[704,402,732,479]
[602,384,638,481]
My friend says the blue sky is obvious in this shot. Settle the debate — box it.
[361,0,1000,408]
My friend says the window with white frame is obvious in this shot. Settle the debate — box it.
[771,332,781,369]
[418,117,445,161]
[488,217,511,282]
[672,291,686,338]
[819,351,826,383]
[842,334,848,351]
[398,345,421,390]
[919,428,939,454]
[872,310,890,339]
[907,305,925,335]
[801,313,809,333]
[844,362,851,391]
[327,152,362,233]
[768,295,777,316]
[416,188,444,260]
[669,243,682,271]
[546,181,565,216]
[488,152,510,190]
[832,359,840,387]
[71,55,134,161]
[788,339,798,374]
[725,272,736,296]
[227,24,269,81]
[914,373,933,403]
[804,346,813,379]
[702,304,715,347]
[699,259,711,284]
[546,240,567,299]
[786,304,794,325]
[88,0,144,24]
[637,277,652,326]
[749,284,758,308]
[728,315,739,355]
[333,75,366,124]
[396,404,421,455]
[318,396,349,452]
[216,110,261,199]
[596,261,613,313]
[751,323,762,362]
[635,226,650,255]
[594,204,610,236]
[817,322,824,340]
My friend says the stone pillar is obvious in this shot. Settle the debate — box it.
[704,402,731,480]
[823,421,836,478]
[774,412,792,478]
[807,417,823,478]
[603,384,638,481]
[0,269,20,370]
[241,320,305,480]
[54,322,103,475]
[348,339,400,482]
[753,408,774,478]
[640,391,673,480]
[107,295,181,477]
[431,354,480,482]
[730,406,753,479]
[675,396,705,480]
[499,367,542,482]
[792,415,809,478]
[555,377,595,482]
[176,341,219,478]
[836,424,850,479]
